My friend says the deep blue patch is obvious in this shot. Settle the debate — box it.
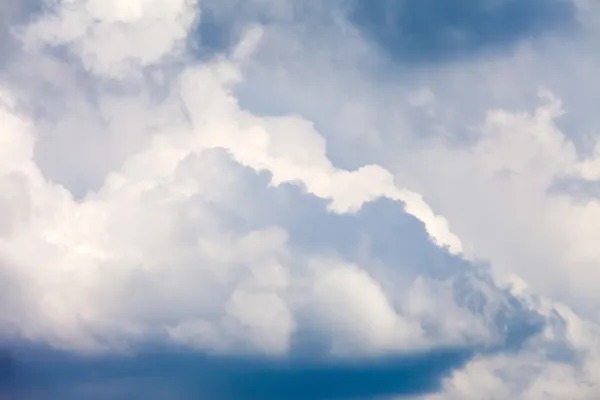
[193,7,235,60]
[0,345,473,399]
[348,0,578,63]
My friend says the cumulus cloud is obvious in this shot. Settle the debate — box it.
[2,0,600,399]
[20,0,197,77]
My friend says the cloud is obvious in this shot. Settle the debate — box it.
[2,0,600,399]
[225,0,600,313]
[20,0,197,78]
[0,0,440,361]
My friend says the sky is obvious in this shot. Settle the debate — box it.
[2,0,600,399]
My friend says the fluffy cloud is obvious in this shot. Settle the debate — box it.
[21,0,197,77]
[0,17,464,355]
[2,0,600,399]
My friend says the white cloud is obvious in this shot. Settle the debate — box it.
[3,0,600,398]
[21,0,197,77]
[397,91,600,318]
[225,0,600,317]
[0,0,469,356]
[306,261,424,355]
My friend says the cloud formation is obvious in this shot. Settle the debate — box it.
[1,0,600,399]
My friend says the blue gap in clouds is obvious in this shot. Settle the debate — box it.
[349,0,578,64]
[0,344,473,400]
[194,6,235,60]
[549,176,600,202]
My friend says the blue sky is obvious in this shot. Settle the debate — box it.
[1,346,474,399]
[2,0,600,399]
[351,0,578,64]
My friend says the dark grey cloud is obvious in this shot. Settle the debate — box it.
[348,0,578,64]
